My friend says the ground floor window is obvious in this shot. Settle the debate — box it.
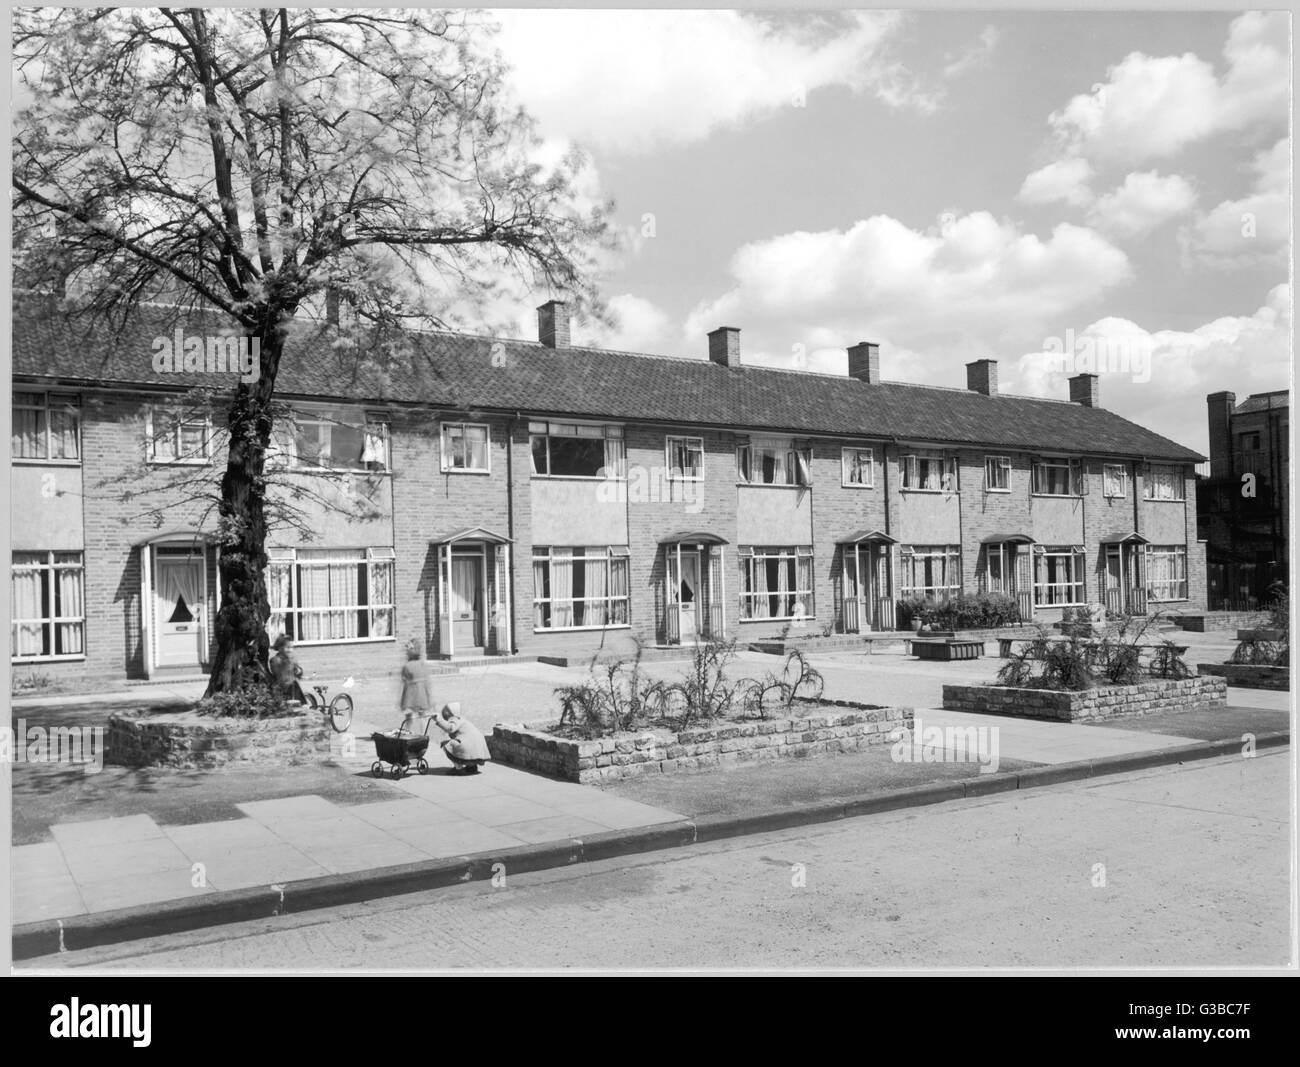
[1146,545,1188,601]
[739,546,814,620]
[267,547,394,642]
[1034,546,1086,606]
[899,545,961,599]
[11,550,85,660]
[533,546,630,630]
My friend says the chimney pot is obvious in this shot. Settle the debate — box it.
[1069,373,1100,408]
[847,341,881,383]
[708,326,741,368]
[966,359,998,396]
[538,300,570,349]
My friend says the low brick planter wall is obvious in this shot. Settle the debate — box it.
[489,701,913,783]
[941,677,1227,723]
[1197,664,1290,691]
[107,711,332,769]
[1175,611,1271,632]
[1237,628,1286,642]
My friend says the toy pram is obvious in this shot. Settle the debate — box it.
[370,718,433,780]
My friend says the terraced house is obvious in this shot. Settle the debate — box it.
[11,296,1206,692]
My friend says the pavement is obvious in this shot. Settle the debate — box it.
[9,627,1291,956]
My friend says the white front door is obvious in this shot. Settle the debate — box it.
[670,550,701,641]
[451,555,484,649]
[155,552,205,668]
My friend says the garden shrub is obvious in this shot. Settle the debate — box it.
[196,684,290,719]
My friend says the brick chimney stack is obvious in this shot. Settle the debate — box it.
[1069,373,1100,408]
[1206,391,1236,479]
[708,326,741,367]
[538,300,570,349]
[846,341,881,383]
[966,359,998,396]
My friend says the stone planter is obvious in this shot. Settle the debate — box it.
[941,677,1227,723]
[107,710,332,769]
[1198,663,1290,691]
[1237,628,1286,642]
[488,700,913,783]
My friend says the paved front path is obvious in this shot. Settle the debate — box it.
[31,752,1289,970]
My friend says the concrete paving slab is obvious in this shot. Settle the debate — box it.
[384,819,525,856]
[346,798,443,830]
[61,836,195,884]
[235,795,341,823]
[498,814,612,844]
[202,844,330,891]
[50,813,165,849]
[14,841,74,880]
[389,770,506,799]
[544,794,686,828]
[14,872,88,925]
[301,838,433,875]
[76,868,213,913]
[162,818,283,855]
[439,793,565,827]
[1226,687,1290,710]
[263,814,391,850]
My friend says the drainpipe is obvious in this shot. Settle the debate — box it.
[507,412,519,654]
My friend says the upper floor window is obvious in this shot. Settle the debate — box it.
[13,391,80,462]
[1102,463,1128,498]
[1032,456,1084,496]
[902,451,957,492]
[148,409,212,464]
[441,422,490,473]
[1238,431,1261,451]
[842,448,874,488]
[667,436,704,480]
[530,420,625,478]
[1143,464,1185,501]
[737,440,812,486]
[289,408,389,472]
[984,455,1011,492]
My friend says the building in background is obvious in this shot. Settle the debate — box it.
[1198,390,1290,608]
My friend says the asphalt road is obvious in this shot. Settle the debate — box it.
[28,749,1292,971]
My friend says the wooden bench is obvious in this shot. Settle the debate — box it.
[998,637,1189,659]
[912,638,984,661]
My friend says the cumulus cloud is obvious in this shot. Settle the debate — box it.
[1010,284,1291,454]
[942,25,1001,80]
[683,211,1131,372]
[1045,11,1288,166]
[575,293,673,352]
[1086,171,1198,237]
[1019,158,1096,207]
[1183,137,1290,266]
[491,9,920,154]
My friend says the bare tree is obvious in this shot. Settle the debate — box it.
[12,7,612,694]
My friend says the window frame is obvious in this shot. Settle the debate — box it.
[1102,463,1129,499]
[898,544,962,599]
[147,408,214,465]
[440,421,491,474]
[1031,455,1085,497]
[1142,464,1186,501]
[11,550,86,662]
[1145,544,1189,602]
[531,545,632,631]
[265,547,396,646]
[12,390,81,464]
[529,420,626,480]
[984,455,1011,493]
[737,545,815,621]
[736,440,813,486]
[1032,545,1087,607]
[287,408,391,473]
[666,435,705,481]
[841,447,875,489]
[901,451,958,493]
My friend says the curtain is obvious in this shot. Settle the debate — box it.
[794,451,811,486]
[12,407,43,459]
[11,564,43,656]
[468,427,489,469]
[369,560,393,636]
[533,556,548,628]
[586,555,608,625]
[610,556,629,624]
[770,449,787,485]
[267,562,292,637]
[749,556,769,619]
[550,554,574,628]
[158,558,202,620]
[796,554,813,617]
[775,557,790,616]
[737,447,752,483]
[604,437,625,477]
[55,562,84,654]
[923,460,939,490]
[362,425,387,467]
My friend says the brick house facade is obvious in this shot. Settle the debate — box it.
[10,296,1207,691]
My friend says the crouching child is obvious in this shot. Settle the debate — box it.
[433,702,490,775]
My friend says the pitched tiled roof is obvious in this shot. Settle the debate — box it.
[11,295,1203,461]
[1235,391,1289,415]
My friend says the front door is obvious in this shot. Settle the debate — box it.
[669,549,701,641]
[843,547,867,633]
[451,555,483,649]
[155,551,204,668]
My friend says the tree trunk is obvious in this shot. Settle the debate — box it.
[205,309,286,696]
